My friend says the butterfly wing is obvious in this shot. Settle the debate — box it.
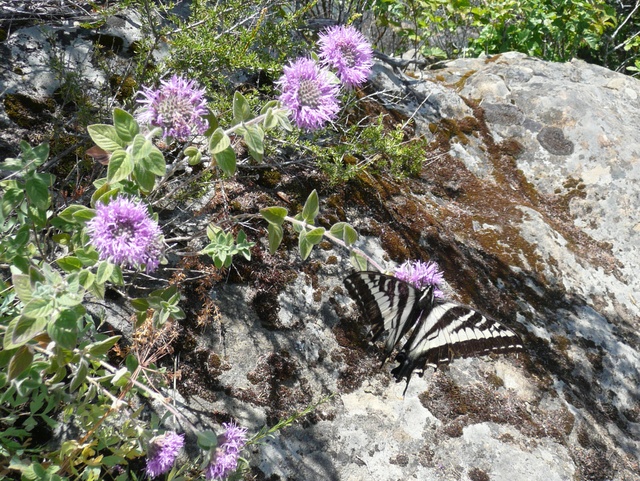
[391,302,523,383]
[344,271,423,359]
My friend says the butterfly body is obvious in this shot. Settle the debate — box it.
[344,271,523,389]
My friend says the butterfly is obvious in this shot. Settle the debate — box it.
[344,271,523,390]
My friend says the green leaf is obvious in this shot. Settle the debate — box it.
[106,149,134,183]
[350,250,368,271]
[75,247,99,266]
[52,233,71,244]
[47,309,78,349]
[25,173,51,211]
[260,206,287,225]
[134,162,156,192]
[112,366,130,386]
[125,353,139,371]
[197,430,219,450]
[69,359,88,392]
[260,100,279,115]
[298,232,313,260]
[23,297,54,319]
[87,124,124,152]
[267,223,283,254]
[214,146,236,177]
[110,265,124,286]
[301,189,319,223]
[142,144,166,176]
[330,222,358,245]
[58,204,92,223]
[113,108,139,142]
[208,127,231,154]
[232,91,253,123]
[12,272,33,304]
[305,226,325,245]
[8,346,33,380]
[56,256,84,272]
[86,335,121,356]
[96,261,114,285]
[277,112,293,132]
[185,146,202,165]
[78,270,95,289]
[130,298,149,312]
[130,134,152,164]
[263,108,278,131]
[244,125,264,162]
[4,315,47,349]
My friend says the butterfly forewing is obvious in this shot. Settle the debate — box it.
[344,272,423,355]
[344,271,523,387]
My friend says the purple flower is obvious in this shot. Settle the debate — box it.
[276,57,340,131]
[317,25,373,88]
[205,422,248,480]
[394,260,444,298]
[86,195,163,272]
[137,74,209,141]
[145,431,185,478]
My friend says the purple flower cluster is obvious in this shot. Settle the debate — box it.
[276,58,341,131]
[394,260,444,298]
[318,25,373,89]
[277,25,373,130]
[137,74,209,141]
[145,431,185,478]
[86,195,163,272]
[205,421,248,480]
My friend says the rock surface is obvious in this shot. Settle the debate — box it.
[1,8,639,481]
[173,52,640,480]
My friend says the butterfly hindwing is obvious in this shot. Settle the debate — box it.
[344,271,523,387]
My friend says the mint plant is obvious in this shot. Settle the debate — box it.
[0,16,377,481]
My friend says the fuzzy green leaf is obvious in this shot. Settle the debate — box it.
[330,222,358,245]
[350,251,368,271]
[298,231,313,260]
[69,359,88,392]
[305,226,325,245]
[209,127,231,154]
[130,134,152,164]
[232,91,253,123]
[197,430,219,450]
[244,125,264,162]
[58,205,95,224]
[87,124,124,152]
[301,189,319,223]
[106,149,133,183]
[47,309,79,349]
[23,297,54,319]
[113,108,139,142]
[25,173,51,211]
[11,272,32,304]
[267,223,283,254]
[260,100,279,115]
[56,256,84,272]
[8,346,33,380]
[214,146,236,177]
[134,162,156,192]
[4,315,47,349]
[86,335,121,356]
[261,206,287,225]
[263,108,278,131]
[96,261,114,285]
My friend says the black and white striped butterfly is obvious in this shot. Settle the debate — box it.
[344,271,523,389]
